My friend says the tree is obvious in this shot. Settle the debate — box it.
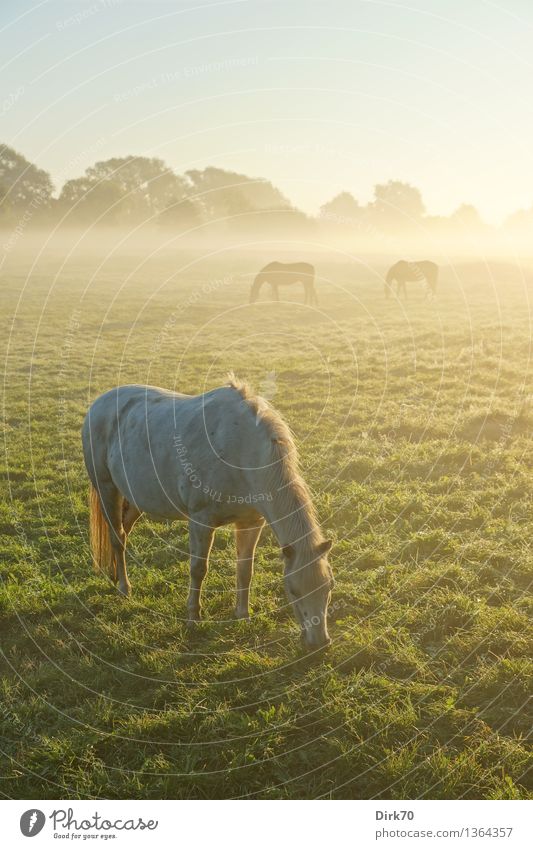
[58,156,189,224]
[319,192,362,229]
[450,203,484,230]
[185,167,291,221]
[58,177,123,223]
[0,145,53,222]
[505,208,533,231]
[369,179,425,230]
[159,197,204,231]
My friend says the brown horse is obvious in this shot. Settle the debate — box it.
[385,260,439,299]
[250,261,317,305]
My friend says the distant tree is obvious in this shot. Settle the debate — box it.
[59,177,123,223]
[505,208,533,230]
[58,156,188,224]
[502,208,533,245]
[185,167,291,221]
[450,203,484,229]
[369,179,425,230]
[159,197,204,231]
[0,144,53,222]
[319,192,361,226]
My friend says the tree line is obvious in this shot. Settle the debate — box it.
[1,142,531,238]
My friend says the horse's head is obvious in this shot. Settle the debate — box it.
[249,274,262,303]
[282,539,333,650]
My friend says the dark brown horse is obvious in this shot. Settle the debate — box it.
[385,260,439,299]
[250,262,317,305]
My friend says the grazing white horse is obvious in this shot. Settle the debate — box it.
[81,377,333,649]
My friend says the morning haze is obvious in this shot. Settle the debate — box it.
[1,0,532,804]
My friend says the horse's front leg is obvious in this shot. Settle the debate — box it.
[234,520,264,619]
[187,519,214,621]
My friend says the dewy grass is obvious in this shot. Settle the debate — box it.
[0,254,531,799]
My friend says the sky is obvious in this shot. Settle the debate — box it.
[2,0,533,224]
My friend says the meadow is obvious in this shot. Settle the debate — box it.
[1,244,531,799]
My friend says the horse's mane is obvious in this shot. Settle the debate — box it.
[227,373,322,547]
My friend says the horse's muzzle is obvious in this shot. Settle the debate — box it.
[300,630,331,652]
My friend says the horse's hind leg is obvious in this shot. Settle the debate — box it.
[187,519,214,621]
[234,520,265,619]
[122,499,142,535]
[99,483,131,596]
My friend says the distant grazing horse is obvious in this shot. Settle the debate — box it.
[250,261,318,305]
[82,377,333,650]
[385,260,439,299]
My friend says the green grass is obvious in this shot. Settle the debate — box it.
[1,248,532,799]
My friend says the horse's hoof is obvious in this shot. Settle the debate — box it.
[234,609,250,620]
[117,582,131,597]
[186,610,201,625]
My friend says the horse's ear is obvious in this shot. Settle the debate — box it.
[282,544,294,559]
[317,539,333,556]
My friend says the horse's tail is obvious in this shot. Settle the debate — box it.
[89,484,115,581]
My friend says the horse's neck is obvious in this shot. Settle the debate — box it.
[251,277,263,298]
[261,484,319,549]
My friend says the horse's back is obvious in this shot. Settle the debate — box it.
[83,385,189,439]
[82,385,193,496]
[82,384,270,519]
[390,260,438,280]
[261,261,314,277]
[413,260,438,273]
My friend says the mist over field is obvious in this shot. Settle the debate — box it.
[1,0,532,804]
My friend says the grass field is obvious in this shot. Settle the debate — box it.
[1,246,532,799]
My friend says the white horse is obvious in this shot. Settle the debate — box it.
[81,376,333,650]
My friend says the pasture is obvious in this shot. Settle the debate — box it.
[1,247,532,799]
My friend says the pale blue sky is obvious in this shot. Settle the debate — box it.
[2,0,533,222]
